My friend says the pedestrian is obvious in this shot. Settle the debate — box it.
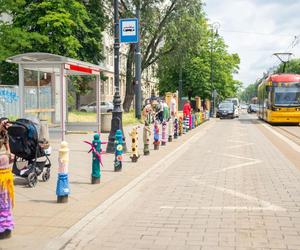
[183,100,192,130]
[0,118,14,239]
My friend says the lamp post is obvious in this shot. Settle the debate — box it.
[135,1,142,119]
[209,22,220,118]
[273,52,292,73]
[106,0,127,153]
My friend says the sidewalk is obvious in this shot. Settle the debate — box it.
[1,120,210,249]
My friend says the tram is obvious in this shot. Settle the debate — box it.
[257,74,300,124]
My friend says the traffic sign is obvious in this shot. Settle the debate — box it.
[120,18,139,43]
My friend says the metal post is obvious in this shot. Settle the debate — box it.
[106,0,127,153]
[135,1,142,119]
[60,64,66,141]
[96,74,101,134]
[18,65,24,118]
[179,64,183,111]
[210,30,214,118]
[37,71,40,118]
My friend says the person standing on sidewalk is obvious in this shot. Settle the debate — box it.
[169,94,177,139]
[183,100,192,131]
[0,118,14,239]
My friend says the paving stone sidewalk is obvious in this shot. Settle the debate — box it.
[56,115,300,250]
[1,120,208,249]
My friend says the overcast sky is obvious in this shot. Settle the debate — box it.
[205,0,300,87]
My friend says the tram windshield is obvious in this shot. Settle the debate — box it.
[274,86,300,106]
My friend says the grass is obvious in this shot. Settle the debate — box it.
[68,110,142,126]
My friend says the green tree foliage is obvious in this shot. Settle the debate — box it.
[0,0,106,101]
[275,58,300,74]
[114,0,203,111]
[239,83,257,103]
[157,8,241,101]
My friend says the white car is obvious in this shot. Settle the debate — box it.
[80,101,113,113]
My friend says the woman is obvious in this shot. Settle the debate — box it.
[0,117,14,239]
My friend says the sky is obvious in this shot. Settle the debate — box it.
[205,0,300,87]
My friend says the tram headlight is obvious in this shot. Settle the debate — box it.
[272,107,280,111]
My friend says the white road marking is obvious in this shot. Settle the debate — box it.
[205,184,286,212]
[227,139,254,149]
[221,153,259,161]
[261,123,300,153]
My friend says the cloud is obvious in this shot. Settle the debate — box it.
[204,0,300,86]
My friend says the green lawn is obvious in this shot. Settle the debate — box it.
[68,111,142,126]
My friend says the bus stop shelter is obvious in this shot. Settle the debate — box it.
[6,52,102,141]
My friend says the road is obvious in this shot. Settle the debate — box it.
[47,112,300,250]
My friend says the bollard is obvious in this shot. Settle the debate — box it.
[192,114,195,129]
[143,121,151,155]
[174,117,178,139]
[56,141,70,203]
[183,116,189,133]
[129,126,140,162]
[161,121,167,146]
[153,120,160,150]
[189,114,192,130]
[84,134,106,184]
[178,117,183,136]
[0,153,14,239]
[168,118,173,142]
[197,112,201,125]
[114,130,123,171]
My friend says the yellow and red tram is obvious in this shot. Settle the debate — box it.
[257,74,300,124]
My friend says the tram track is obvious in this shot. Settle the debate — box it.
[272,125,300,146]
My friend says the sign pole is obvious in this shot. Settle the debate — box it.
[135,2,142,119]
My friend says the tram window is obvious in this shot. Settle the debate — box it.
[274,87,300,106]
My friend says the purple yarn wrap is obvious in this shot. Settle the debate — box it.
[0,190,14,232]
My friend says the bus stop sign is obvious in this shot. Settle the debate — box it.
[120,18,139,43]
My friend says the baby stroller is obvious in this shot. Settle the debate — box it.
[7,118,51,187]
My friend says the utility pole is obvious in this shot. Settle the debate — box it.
[106,0,127,153]
[179,63,183,110]
[135,1,142,119]
[209,22,220,118]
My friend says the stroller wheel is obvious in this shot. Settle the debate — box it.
[42,170,50,182]
[27,172,38,187]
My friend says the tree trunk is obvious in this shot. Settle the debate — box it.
[123,44,135,112]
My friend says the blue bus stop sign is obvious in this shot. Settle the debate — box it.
[120,18,139,43]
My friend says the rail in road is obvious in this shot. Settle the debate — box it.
[272,125,300,146]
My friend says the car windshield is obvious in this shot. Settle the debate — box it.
[219,102,233,109]
[274,86,300,106]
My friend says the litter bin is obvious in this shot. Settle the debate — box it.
[101,112,112,132]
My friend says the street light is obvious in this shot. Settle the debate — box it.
[209,22,220,118]
[106,0,127,153]
[273,52,292,73]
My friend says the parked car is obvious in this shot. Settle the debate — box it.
[247,104,258,113]
[80,101,113,113]
[217,102,235,119]
[240,103,249,109]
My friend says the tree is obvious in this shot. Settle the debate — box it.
[275,58,300,74]
[239,84,257,103]
[0,0,107,109]
[157,10,241,102]
[107,0,204,111]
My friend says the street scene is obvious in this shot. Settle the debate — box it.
[1,0,300,250]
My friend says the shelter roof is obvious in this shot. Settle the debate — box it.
[6,52,101,75]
